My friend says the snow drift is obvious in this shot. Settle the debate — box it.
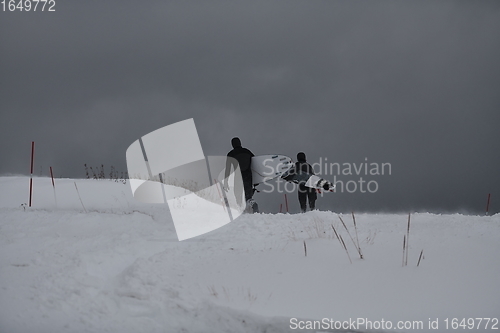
[0,177,499,333]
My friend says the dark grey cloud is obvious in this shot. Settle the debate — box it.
[1,1,499,214]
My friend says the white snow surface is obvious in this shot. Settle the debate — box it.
[1,177,499,333]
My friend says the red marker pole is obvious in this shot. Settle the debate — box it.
[29,141,35,207]
[486,193,491,216]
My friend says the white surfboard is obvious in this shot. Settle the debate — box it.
[305,174,335,192]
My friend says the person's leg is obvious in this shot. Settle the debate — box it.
[308,189,317,211]
[242,171,258,213]
[242,172,253,201]
[298,186,307,213]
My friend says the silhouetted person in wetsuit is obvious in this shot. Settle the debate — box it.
[225,137,257,212]
[295,152,317,212]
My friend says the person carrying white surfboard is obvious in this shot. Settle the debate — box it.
[295,152,317,213]
[224,137,258,213]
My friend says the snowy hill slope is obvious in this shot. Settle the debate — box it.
[0,177,499,333]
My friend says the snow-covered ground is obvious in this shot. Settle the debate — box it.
[1,177,499,333]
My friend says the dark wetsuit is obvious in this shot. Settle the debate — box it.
[295,160,317,212]
[226,145,255,202]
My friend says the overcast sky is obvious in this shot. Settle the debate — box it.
[1,1,499,214]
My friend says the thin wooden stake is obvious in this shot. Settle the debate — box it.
[402,235,406,267]
[49,166,55,187]
[50,166,57,208]
[486,193,491,216]
[352,212,363,259]
[74,182,87,213]
[284,194,289,213]
[417,249,424,267]
[405,213,411,266]
[303,240,307,257]
[29,141,35,207]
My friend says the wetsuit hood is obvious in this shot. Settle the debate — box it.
[297,152,306,162]
[231,137,242,148]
